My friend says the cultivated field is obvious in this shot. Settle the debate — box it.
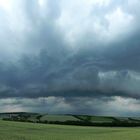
[0,120,140,140]
[41,114,79,122]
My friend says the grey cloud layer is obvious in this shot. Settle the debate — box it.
[0,0,140,115]
[0,96,140,116]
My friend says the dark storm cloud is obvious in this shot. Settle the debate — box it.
[0,0,140,115]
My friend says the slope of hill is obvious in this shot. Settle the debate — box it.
[1,112,140,127]
[41,114,80,122]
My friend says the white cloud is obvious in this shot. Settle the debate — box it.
[108,96,140,114]
[79,0,111,7]
[57,1,135,47]
[0,0,12,12]
[0,98,24,112]
[105,7,134,42]
[0,97,73,113]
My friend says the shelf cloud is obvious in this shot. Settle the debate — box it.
[0,0,140,116]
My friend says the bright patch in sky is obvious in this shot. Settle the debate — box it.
[0,0,11,11]
[84,0,111,6]
[105,7,134,42]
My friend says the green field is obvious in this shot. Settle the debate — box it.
[1,112,140,127]
[41,114,79,122]
[0,120,140,140]
[75,115,115,123]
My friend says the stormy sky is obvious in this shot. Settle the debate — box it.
[0,0,140,116]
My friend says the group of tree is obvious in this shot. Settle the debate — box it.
[3,115,140,127]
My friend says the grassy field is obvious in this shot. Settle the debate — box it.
[0,120,140,140]
[75,115,115,123]
[41,114,80,122]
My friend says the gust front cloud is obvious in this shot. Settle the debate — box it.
[0,0,140,115]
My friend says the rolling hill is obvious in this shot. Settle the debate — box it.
[1,112,140,127]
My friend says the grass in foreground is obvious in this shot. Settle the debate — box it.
[0,120,140,140]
